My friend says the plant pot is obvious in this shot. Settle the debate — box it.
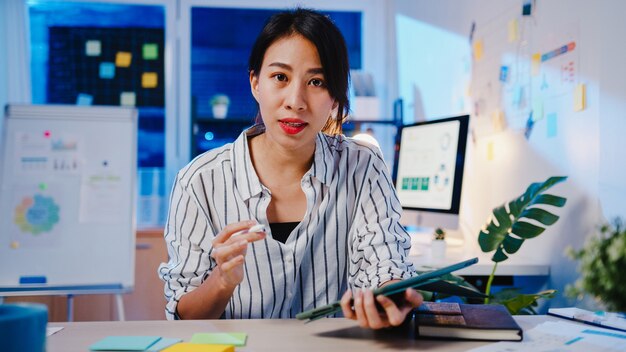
[212,104,228,119]
[431,240,447,260]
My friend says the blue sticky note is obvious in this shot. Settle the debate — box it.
[99,62,115,79]
[89,336,161,351]
[547,113,557,138]
[146,337,182,351]
[499,66,509,82]
[76,93,93,106]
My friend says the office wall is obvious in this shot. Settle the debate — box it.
[391,0,626,309]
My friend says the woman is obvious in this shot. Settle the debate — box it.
[159,8,422,329]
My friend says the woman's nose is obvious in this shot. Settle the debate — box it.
[284,83,307,111]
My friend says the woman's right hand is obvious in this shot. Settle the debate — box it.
[211,220,266,289]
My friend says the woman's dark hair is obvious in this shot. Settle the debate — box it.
[248,8,350,135]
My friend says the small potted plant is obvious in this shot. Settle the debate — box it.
[566,218,626,312]
[431,227,447,261]
[210,94,230,119]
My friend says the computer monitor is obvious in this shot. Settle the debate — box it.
[392,115,469,230]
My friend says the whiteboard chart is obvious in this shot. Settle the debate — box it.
[0,104,137,295]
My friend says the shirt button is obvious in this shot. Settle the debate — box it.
[286,257,293,263]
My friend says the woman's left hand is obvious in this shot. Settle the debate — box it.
[340,285,423,329]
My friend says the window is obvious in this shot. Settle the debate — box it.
[189,7,362,157]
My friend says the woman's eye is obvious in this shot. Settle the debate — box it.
[274,74,287,82]
[309,78,325,87]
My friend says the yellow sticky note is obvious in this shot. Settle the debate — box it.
[574,83,586,111]
[473,40,484,61]
[120,92,136,107]
[531,53,541,76]
[162,343,234,352]
[116,52,132,67]
[508,19,519,42]
[487,141,494,161]
[491,110,506,132]
[142,72,158,88]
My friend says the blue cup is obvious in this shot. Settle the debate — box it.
[0,303,48,352]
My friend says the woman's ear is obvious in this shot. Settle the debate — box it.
[249,71,259,101]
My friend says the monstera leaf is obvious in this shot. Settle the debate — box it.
[479,176,568,262]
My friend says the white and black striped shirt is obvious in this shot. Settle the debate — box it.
[158,125,416,320]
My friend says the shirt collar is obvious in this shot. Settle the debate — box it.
[232,124,265,201]
[232,125,337,200]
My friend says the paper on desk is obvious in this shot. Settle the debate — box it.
[191,332,247,346]
[46,326,64,336]
[467,321,626,352]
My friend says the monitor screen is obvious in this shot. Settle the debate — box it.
[393,115,469,217]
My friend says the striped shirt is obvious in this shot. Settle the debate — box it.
[158,125,416,320]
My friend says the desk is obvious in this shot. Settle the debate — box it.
[48,316,562,351]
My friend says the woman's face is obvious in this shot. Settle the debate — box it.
[250,34,336,152]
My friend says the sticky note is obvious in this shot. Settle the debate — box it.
[76,93,93,106]
[85,40,101,56]
[499,66,509,82]
[162,343,234,352]
[89,336,161,351]
[191,333,247,347]
[531,53,541,76]
[574,83,586,111]
[508,19,518,42]
[147,338,182,352]
[116,52,132,67]
[547,113,557,138]
[142,72,158,88]
[473,40,484,61]
[99,62,115,79]
[522,0,532,15]
[487,141,494,161]
[143,43,159,60]
[532,100,544,121]
[120,92,136,107]
[491,110,506,132]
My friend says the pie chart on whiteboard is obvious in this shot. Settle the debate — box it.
[14,194,60,235]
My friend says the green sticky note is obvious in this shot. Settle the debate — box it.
[191,332,247,347]
[89,336,161,351]
[143,43,159,60]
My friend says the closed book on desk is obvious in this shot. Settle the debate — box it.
[414,302,523,341]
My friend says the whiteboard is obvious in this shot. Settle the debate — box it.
[0,104,136,295]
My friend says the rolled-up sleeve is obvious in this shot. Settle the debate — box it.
[348,155,416,289]
[157,173,216,320]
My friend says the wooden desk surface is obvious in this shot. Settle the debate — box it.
[48,315,559,351]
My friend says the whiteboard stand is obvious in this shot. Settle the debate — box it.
[0,104,137,322]
[115,293,126,321]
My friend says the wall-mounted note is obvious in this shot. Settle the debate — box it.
[143,43,159,60]
[142,72,158,89]
[547,113,557,138]
[473,40,484,61]
[574,83,586,111]
[531,53,541,76]
[487,141,494,161]
[115,52,132,67]
[508,19,519,42]
[85,40,101,57]
[120,92,136,107]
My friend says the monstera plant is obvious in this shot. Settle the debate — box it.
[478,176,568,314]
